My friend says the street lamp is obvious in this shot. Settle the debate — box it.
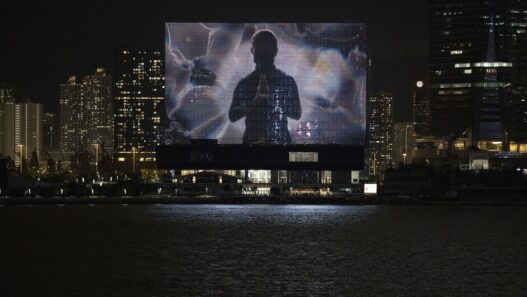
[132,147,137,174]
[92,144,100,174]
[18,144,24,174]
[372,154,376,176]
[403,124,411,166]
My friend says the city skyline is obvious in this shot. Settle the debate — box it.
[1,0,427,121]
[1,3,527,296]
[0,0,525,177]
[429,0,527,148]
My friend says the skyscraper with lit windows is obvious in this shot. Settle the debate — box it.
[412,81,430,137]
[367,91,393,177]
[0,83,16,159]
[114,49,165,173]
[1,97,43,170]
[0,82,15,104]
[14,101,43,171]
[429,0,527,151]
[60,76,86,152]
[42,112,59,151]
[83,68,113,154]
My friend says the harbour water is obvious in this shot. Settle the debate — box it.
[1,204,526,296]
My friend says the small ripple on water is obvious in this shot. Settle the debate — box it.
[0,205,526,296]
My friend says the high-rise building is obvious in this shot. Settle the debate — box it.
[0,82,15,104]
[114,49,165,173]
[412,81,430,137]
[83,68,113,154]
[0,83,15,159]
[504,2,527,151]
[14,101,43,171]
[367,91,393,177]
[60,76,86,152]
[42,112,59,151]
[429,0,527,151]
[392,122,414,167]
[0,102,16,160]
[1,84,43,172]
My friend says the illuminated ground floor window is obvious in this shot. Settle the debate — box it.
[248,170,271,183]
[278,170,288,184]
[321,171,332,184]
[477,141,502,152]
[509,142,527,153]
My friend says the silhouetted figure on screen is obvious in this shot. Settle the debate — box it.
[229,30,301,144]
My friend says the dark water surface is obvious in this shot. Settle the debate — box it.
[1,204,526,296]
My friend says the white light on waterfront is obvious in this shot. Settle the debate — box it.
[364,183,378,194]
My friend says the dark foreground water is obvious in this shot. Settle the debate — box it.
[1,204,526,297]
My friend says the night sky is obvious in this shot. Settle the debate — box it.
[1,0,427,121]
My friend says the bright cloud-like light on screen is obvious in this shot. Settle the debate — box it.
[165,23,366,145]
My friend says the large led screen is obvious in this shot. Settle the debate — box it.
[165,23,366,145]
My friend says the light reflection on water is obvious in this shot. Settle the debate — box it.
[1,204,526,296]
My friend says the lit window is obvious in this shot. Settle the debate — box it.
[454,63,470,68]
[289,152,319,162]
[473,62,512,68]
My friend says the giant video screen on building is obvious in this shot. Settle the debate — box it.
[165,23,366,145]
